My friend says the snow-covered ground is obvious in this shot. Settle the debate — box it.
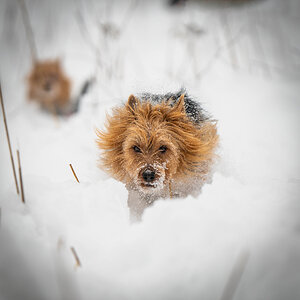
[0,0,300,299]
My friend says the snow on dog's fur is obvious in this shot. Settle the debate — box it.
[97,91,218,221]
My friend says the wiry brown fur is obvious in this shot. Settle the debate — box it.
[96,94,218,221]
[27,59,71,111]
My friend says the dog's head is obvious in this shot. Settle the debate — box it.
[27,59,70,105]
[97,94,218,194]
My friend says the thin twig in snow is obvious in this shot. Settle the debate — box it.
[219,10,239,70]
[119,0,139,33]
[70,247,81,268]
[220,250,250,300]
[18,0,38,62]
[247,9,271,78]
[17,150,25,204]
[196,25,245,79]
[76,10,100,54]
[69,163,80,183]
[77,0,137,85]
[0,83,20,195]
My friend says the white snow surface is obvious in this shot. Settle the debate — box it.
[0,0,300,299]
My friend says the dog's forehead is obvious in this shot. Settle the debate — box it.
[125,104,174,149]
[129,131,171,154]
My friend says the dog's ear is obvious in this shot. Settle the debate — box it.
[172,93,185,113]
[127,94,139,113]
[54,58,61,65]
[53,58,62,71]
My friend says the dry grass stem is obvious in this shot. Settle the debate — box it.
[247,9,271,78]
[196,25,244,79]
[17,150,25,204]
[18,0,38,61]
[70,247,81,268]
[220,11,238,70]
[0,83,20,195]
[69,164,80,183]
[220,251,250,300]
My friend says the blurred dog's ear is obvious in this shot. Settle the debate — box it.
[127,94,140,113]
[54,58,61,65]
[53,58,62,70]
[172,94,185,113]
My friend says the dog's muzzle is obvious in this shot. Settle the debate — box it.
[139,166,158,188]
[137,165,165,192]
[142,169,155,183]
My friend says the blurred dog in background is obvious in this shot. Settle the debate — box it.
[27,59,71,114]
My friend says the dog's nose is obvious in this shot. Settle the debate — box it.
[142,169,155,182]
[44,82,52,91]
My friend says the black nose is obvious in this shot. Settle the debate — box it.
[142,169,155,182]
[44,82,52,91]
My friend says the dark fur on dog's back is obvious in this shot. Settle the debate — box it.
[139,88,209,124]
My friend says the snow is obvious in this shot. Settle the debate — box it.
[0,0,300,299]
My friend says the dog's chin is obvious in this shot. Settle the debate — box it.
[138,181,164,194]
[141,182,156,189]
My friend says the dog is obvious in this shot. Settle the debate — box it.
[27,59,71,114]
[96,90,218,221]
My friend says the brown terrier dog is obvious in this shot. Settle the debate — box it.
[97,90,218,221]
[27,59,71,114]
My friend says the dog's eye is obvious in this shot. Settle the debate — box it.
[159,145,167,153]
[133,146,141,153]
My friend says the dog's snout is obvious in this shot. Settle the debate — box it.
[44,82,52,91]
[142,169,155,182]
